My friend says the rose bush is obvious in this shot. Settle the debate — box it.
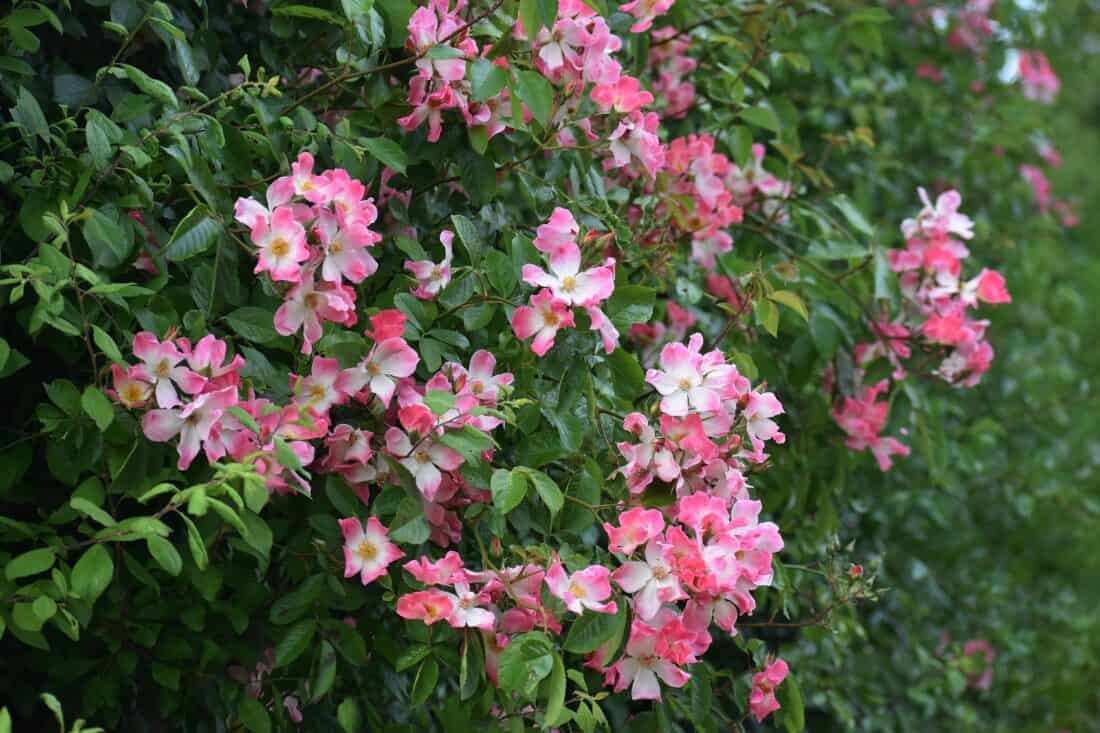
[0,0,1097,731]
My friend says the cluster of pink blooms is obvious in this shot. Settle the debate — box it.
[383,331,790,705]
[831,188,1011,471]
[647,28,696,118]
[1020,142,1078,227]
[397,0,673,183]
[233,152,381,355]
[510,207,619,355]
[117,316,512,527]
[1018,50,1060,104]
[946,0,995,55]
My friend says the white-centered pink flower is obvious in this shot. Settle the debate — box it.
[357,337,419,407]
[274,274,358,355]
[521,243,615,307]
[384,427,464,501]
[612,539,686,620]
[608,619,691,701]
[142,386,238,470]
[250,206,310,282]
[511,289,576,357]
[533,207,580,256]
[405,231,454,300]
[132,331,205,408]
[604,507,665,555]
[645,333,738,416]
[340,516,404,585]
[545,557,618,615]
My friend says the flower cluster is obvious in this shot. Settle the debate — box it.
[234,152,381,354]
[647,27,697,118]
[1018,50,1060,105]
[831,188,1010,470]
[511,207,619,355]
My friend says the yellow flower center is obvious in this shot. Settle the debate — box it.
[561,276,577,292]
[270,238,290,257]
[356,540,377,561]
[568,581,587,599]
[678,378,692,390]
[155,359,171,378]
[121,384,146,403]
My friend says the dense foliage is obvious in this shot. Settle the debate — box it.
[1,0,1097,731]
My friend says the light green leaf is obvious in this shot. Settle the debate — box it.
[70,497,116,527]
[10,86,49,142]
[512,70,554,129]
[275,618,318,668]
[5,547,56,580]
[71,544,114,602]
[146,536,182,576]
[163,207,222,262]
[360,136,407,174]
[81,386,115,431]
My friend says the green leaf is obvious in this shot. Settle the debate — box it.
[113,64,179,109]
[832,195,873,237]
[71,544,114,602]
[606,349,645,399]
[519,0,558,36]
[32,595,57,623]
[180,513,208,570]
[70,497,116,527]
[521,468,563,515]
[411,657,439,706]
[5,547,56,580]
[361,136,408,174]
[778,672,805,732]
[389,497,431,545]
[768,290,808,322]
[81,386,115,431]
[438,425,493,463]
[91,325,124,364]
[377,0,414,46]
[756,299,780,337]
[469,57,509,102]
[605,285,656,329]
[0,707,10,733]
[238,697,271,733]
[225,307,279,343]
[450,214,484,265]
[337,698,362,733]
[271,4,348,23]
[85,111,114,170]
[498,631,553,697]
[563,602,626,654]
[740,104,780,132]
[311,640,338,702]
[485,248,517,296]
[542,652,567,726]
[13,602,44,632]
[275,619,318,668]
[164,208,222,262]
[83,208,133,269]
[512,70,554,129]
[491,469,527,513]
[422,388,456,415]
[395,643,432,672]
[40,693,63,729]
[460,632,484,700]
[146,536,182,576]
[873,247,894,303]
[10,86,49,142]
[809,310,841,357]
